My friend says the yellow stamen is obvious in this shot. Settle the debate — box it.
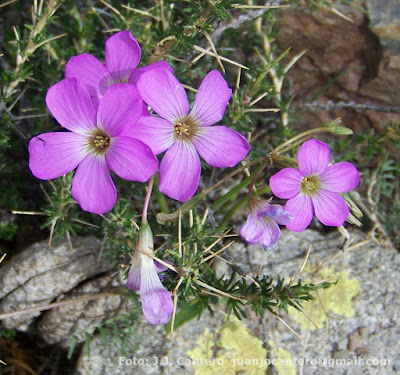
[93,135,110,148]
[300,175,320,195]
[174,121,191,137]
[88,130,111,154]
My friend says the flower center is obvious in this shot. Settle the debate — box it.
[173,117,198,140]
[89,130,111,154]
[174,121,191,137]
[300,175,320,196]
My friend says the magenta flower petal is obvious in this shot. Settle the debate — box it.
[126,259,141,290]
[257,219,282,250]
[285,194,314,232]
[193,126,250,167]
[239,213,262,244]
[125,116,174,154]
[45,78,97,134]
[71,154,117,214]
[97,84,142,137]
[297,139,331,176]
[105,31,141,82]
[189,70,232,126]
[320,162,359,193]
[269,168,303,199]
[129,60,173,84]
[258,202,293,225]
[312,189,349,227]
[139,256,173,325]
[240,200,292,250]
[141,288,174,325]
[136,68,189,122]
[239,213,282,250]
[65,54,108,109]
[28,132,88,180]
[105,136,158,182]
[159,141,201,202]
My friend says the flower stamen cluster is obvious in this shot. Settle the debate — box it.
[174,121,191,137]
[90,131,111,152]
[300,175,320,195]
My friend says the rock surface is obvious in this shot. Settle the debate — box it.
[275,4,400,134]
[75,229,400,375]
[37,273,135,348]
[367,0,400,50]
[0,236,112,329]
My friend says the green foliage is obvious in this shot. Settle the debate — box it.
[0,324,16,340]
[0,0,393,362]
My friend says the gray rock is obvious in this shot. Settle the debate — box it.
[0,236,112,329]
[38,273,135,348]
[367,0,400,50]
[75,229,400,375]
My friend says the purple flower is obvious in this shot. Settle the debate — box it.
[126,69,250,202]
[269,139,359,232]
[239,199,293,250]
[127,223,173,325]
[65,31,172,109]
[28,78,158,214]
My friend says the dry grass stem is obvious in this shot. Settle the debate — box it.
[202,229,231,255]
[11,210,48,216]
[193,45,249,70]
[289,244,312,287]
[196,279,244,301]
[203,31,225,73]
[182,84,198,92]
[249,91,269,107]
[275,314,303,341]
[329,7,354,23]
[0,292,117,320]
[201,240,235,264]
[170,276,184,341]
[243,108,280,113]
[0,0,17,8]
[233,4,289,10]
[121,4,156,19]
[98,0,125,21]
[178,210,182,256]
[292,300,319,329]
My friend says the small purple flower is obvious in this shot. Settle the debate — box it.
[28,78,158,214]
[127,223,173,325]
[65,30,172,109]
[269,139,359,232]
[126,68,250,202]
[239,199,293,250]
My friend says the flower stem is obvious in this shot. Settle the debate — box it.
[273,119,352,154]
[211,162,266,212]
[142,175,155,224]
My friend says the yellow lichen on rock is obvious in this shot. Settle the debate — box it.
[269,340,296,375]
[187,319,268,374]
[289,268,361,330]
